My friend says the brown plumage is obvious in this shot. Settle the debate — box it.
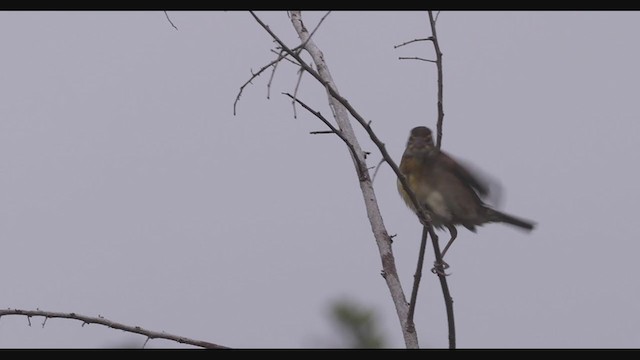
[397,126,534,256]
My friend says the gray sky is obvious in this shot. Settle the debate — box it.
[1,11,639,348]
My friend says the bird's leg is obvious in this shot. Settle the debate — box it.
[440,225,458,258]
[431,225,457,275]
[430,226,453,276]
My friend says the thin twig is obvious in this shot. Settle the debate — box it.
[163,11,178,31]
[234,42,307,115]
[406,226,429,330]
[371,158,386,183]
[428,11,445,149]
[283,93,367,180]
[292,67,305,118]
[398,56,437,63]
[234,52,292,115]
[393,37,432,49]
[0,309,228,349]
[267,50,284,100]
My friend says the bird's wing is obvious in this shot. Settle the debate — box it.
[436,151,490,197]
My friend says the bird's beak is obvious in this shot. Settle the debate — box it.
[410,137,431,149]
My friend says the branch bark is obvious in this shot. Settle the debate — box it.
[286,11,418,348]
[0,308,228,349]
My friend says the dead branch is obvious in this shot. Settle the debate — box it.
[398,56,437,63]
[235,12,331,116]
[291,67,305,118]
[429,10,454,348]
[298,11,332,51]
[250,10,447,349]
[287,11,425,348]
[249,11,432,228]
[427,226,456,349]
[428,11,445,149]
[283,92,367,180]
[393,37,432,49]
[163,11,178,31]
[0,308,228,349]
[234,51,294,115]
[406,226,429,329]
[267,51,285,100]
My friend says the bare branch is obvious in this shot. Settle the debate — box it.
[398,56,437,63]
[235,22,315,116]
[250,11,432,228]
[163,11,178,31]
[428,11,445,149]
[283,92,367,181]
[288,11,331,117]
[291,67,304,118]
[0,309,228,349]
[234,51,292,115]
[252,11,441,348]
[393,37,433,49]
[267,50,284,100]
[299,11,332,50]
[287,11,431,348]
[395,11,454,349]
[235,38,321,115]
[427,228,456,349]
[406,226,429,329]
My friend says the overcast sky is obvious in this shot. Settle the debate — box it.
[1,11,639,348]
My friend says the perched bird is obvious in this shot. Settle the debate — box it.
[397,126,535,257]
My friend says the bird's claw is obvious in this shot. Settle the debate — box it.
[431,260,450,276]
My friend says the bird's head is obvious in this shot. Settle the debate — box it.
[405,126,436,156]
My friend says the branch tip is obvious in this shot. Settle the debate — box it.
[163,11,178,30]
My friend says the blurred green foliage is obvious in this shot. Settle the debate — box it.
[328,298,387,348]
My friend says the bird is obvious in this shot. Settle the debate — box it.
[397,126,535,257]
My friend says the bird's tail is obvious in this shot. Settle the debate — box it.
[487,209,535,231]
